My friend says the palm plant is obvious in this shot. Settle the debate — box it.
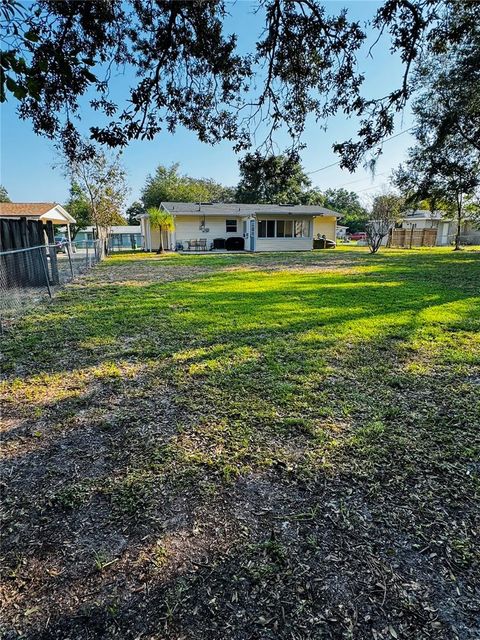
[147,207,175,254]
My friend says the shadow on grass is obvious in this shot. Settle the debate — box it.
[1,248,479,639]
[2,248,479,374]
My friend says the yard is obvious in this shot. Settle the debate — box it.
[1,246,479,640]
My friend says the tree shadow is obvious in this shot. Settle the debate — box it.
[1,249,479,638]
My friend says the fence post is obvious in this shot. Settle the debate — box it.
[45,222,60,284]
[39,247,52,298]
[66,242,75,279]
[86,243,89,269]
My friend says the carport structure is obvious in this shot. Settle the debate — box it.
[0,202,76,249]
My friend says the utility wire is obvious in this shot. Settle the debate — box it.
[329,172,387,190]
[356,182,389,194]
[306,127,414,175]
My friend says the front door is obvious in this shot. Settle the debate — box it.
[249,219,255,251]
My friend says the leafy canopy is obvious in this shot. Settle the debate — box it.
[147,207,175,232]
[411,15,480,155]
[0,185,11,203]
[59,146,128,231]
[236,152,312,204]
[391,5,480,250]
[2,1,478,169]
[64,182,91,239]
[323,189,367,233]
[125,201,144,226]
[142,164,234,209]
[394,137,480,249]
[147,206,175,253]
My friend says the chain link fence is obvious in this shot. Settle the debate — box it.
[0,240,105,334]
[447,232,480,246]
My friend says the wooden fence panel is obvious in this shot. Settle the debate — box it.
[390,228,438,248]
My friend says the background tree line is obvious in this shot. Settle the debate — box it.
[135,154,369,234]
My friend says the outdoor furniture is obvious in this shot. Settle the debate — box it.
[186,239,207,251]
[225,236,245,251]
[212,238,226,250]
[313,238,336,249]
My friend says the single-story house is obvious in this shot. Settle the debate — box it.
[140,202,340,252]
[336,224,348,240]
[396,210,480,246]
[0,202,76,245]
[75,225,143,250]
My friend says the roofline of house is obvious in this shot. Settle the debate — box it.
[137,203,341,218]
[400,216,446,222]
[0,203,76,224]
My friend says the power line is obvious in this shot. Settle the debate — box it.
[307,161,340,175]
[329,172,387,190]
[356,182,389,194]
[306,127,414,175]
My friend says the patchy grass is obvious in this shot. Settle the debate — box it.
[1,246,479,640]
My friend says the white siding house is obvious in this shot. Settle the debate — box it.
[396,210,478,246]
[140,202,339,252]
[398,210,450,246]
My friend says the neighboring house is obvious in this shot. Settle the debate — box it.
[140,202,340,252]
[75,225,143,250]
[397,210,450,246]
[336,224,348,240]
[397,210,480,246]
[0,202,76,245]
[458,219,480,245]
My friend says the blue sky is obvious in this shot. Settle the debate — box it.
[0,1,415,207]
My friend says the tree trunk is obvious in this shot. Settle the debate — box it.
[156,226,164,254]
[453,193,462,251]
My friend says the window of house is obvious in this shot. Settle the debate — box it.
[226,219,237,233]
[258,219,275,237]
[258,219,305,238]
[294,220,306,237]
[276,220,293,237]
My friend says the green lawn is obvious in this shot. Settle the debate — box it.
[1,247,479,639]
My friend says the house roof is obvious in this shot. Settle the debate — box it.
[402,209,444,221]
[0,202,58,216]
[82,225,142,234]
[0,202,76,224]
[160,202,341,217]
